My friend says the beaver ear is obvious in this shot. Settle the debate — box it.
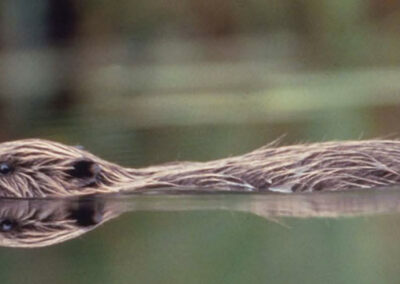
[74,145,85,150]
[67,159,101,180]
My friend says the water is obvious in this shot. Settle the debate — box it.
[2,187,400,248]
[1,188,400,283]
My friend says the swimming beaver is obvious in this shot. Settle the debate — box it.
[0,139,399,197]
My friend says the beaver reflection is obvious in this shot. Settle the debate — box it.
[3,188,400,247]
[0,196,120,248]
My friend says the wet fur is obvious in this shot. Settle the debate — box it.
[0,139,400,197]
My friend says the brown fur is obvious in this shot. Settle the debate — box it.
[0,139,400,197]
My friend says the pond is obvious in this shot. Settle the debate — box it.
[0,188,400,284]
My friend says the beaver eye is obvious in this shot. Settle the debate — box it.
[0,219,16,232]
[0,163,12,175]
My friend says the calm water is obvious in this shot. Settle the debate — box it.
[1,188,400,284]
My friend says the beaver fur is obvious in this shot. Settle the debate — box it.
[0,139,399,197]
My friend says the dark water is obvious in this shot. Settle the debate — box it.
[1,188,400,283]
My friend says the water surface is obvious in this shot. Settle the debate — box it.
[2,187,400,248]
[1,188,400,283]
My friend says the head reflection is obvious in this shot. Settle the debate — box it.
[0,196,119,248]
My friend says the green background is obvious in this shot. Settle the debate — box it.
[2,0,400,283]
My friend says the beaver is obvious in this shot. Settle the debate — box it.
[0,139,399,198]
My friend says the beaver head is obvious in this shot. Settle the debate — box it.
[0,139,131,198]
